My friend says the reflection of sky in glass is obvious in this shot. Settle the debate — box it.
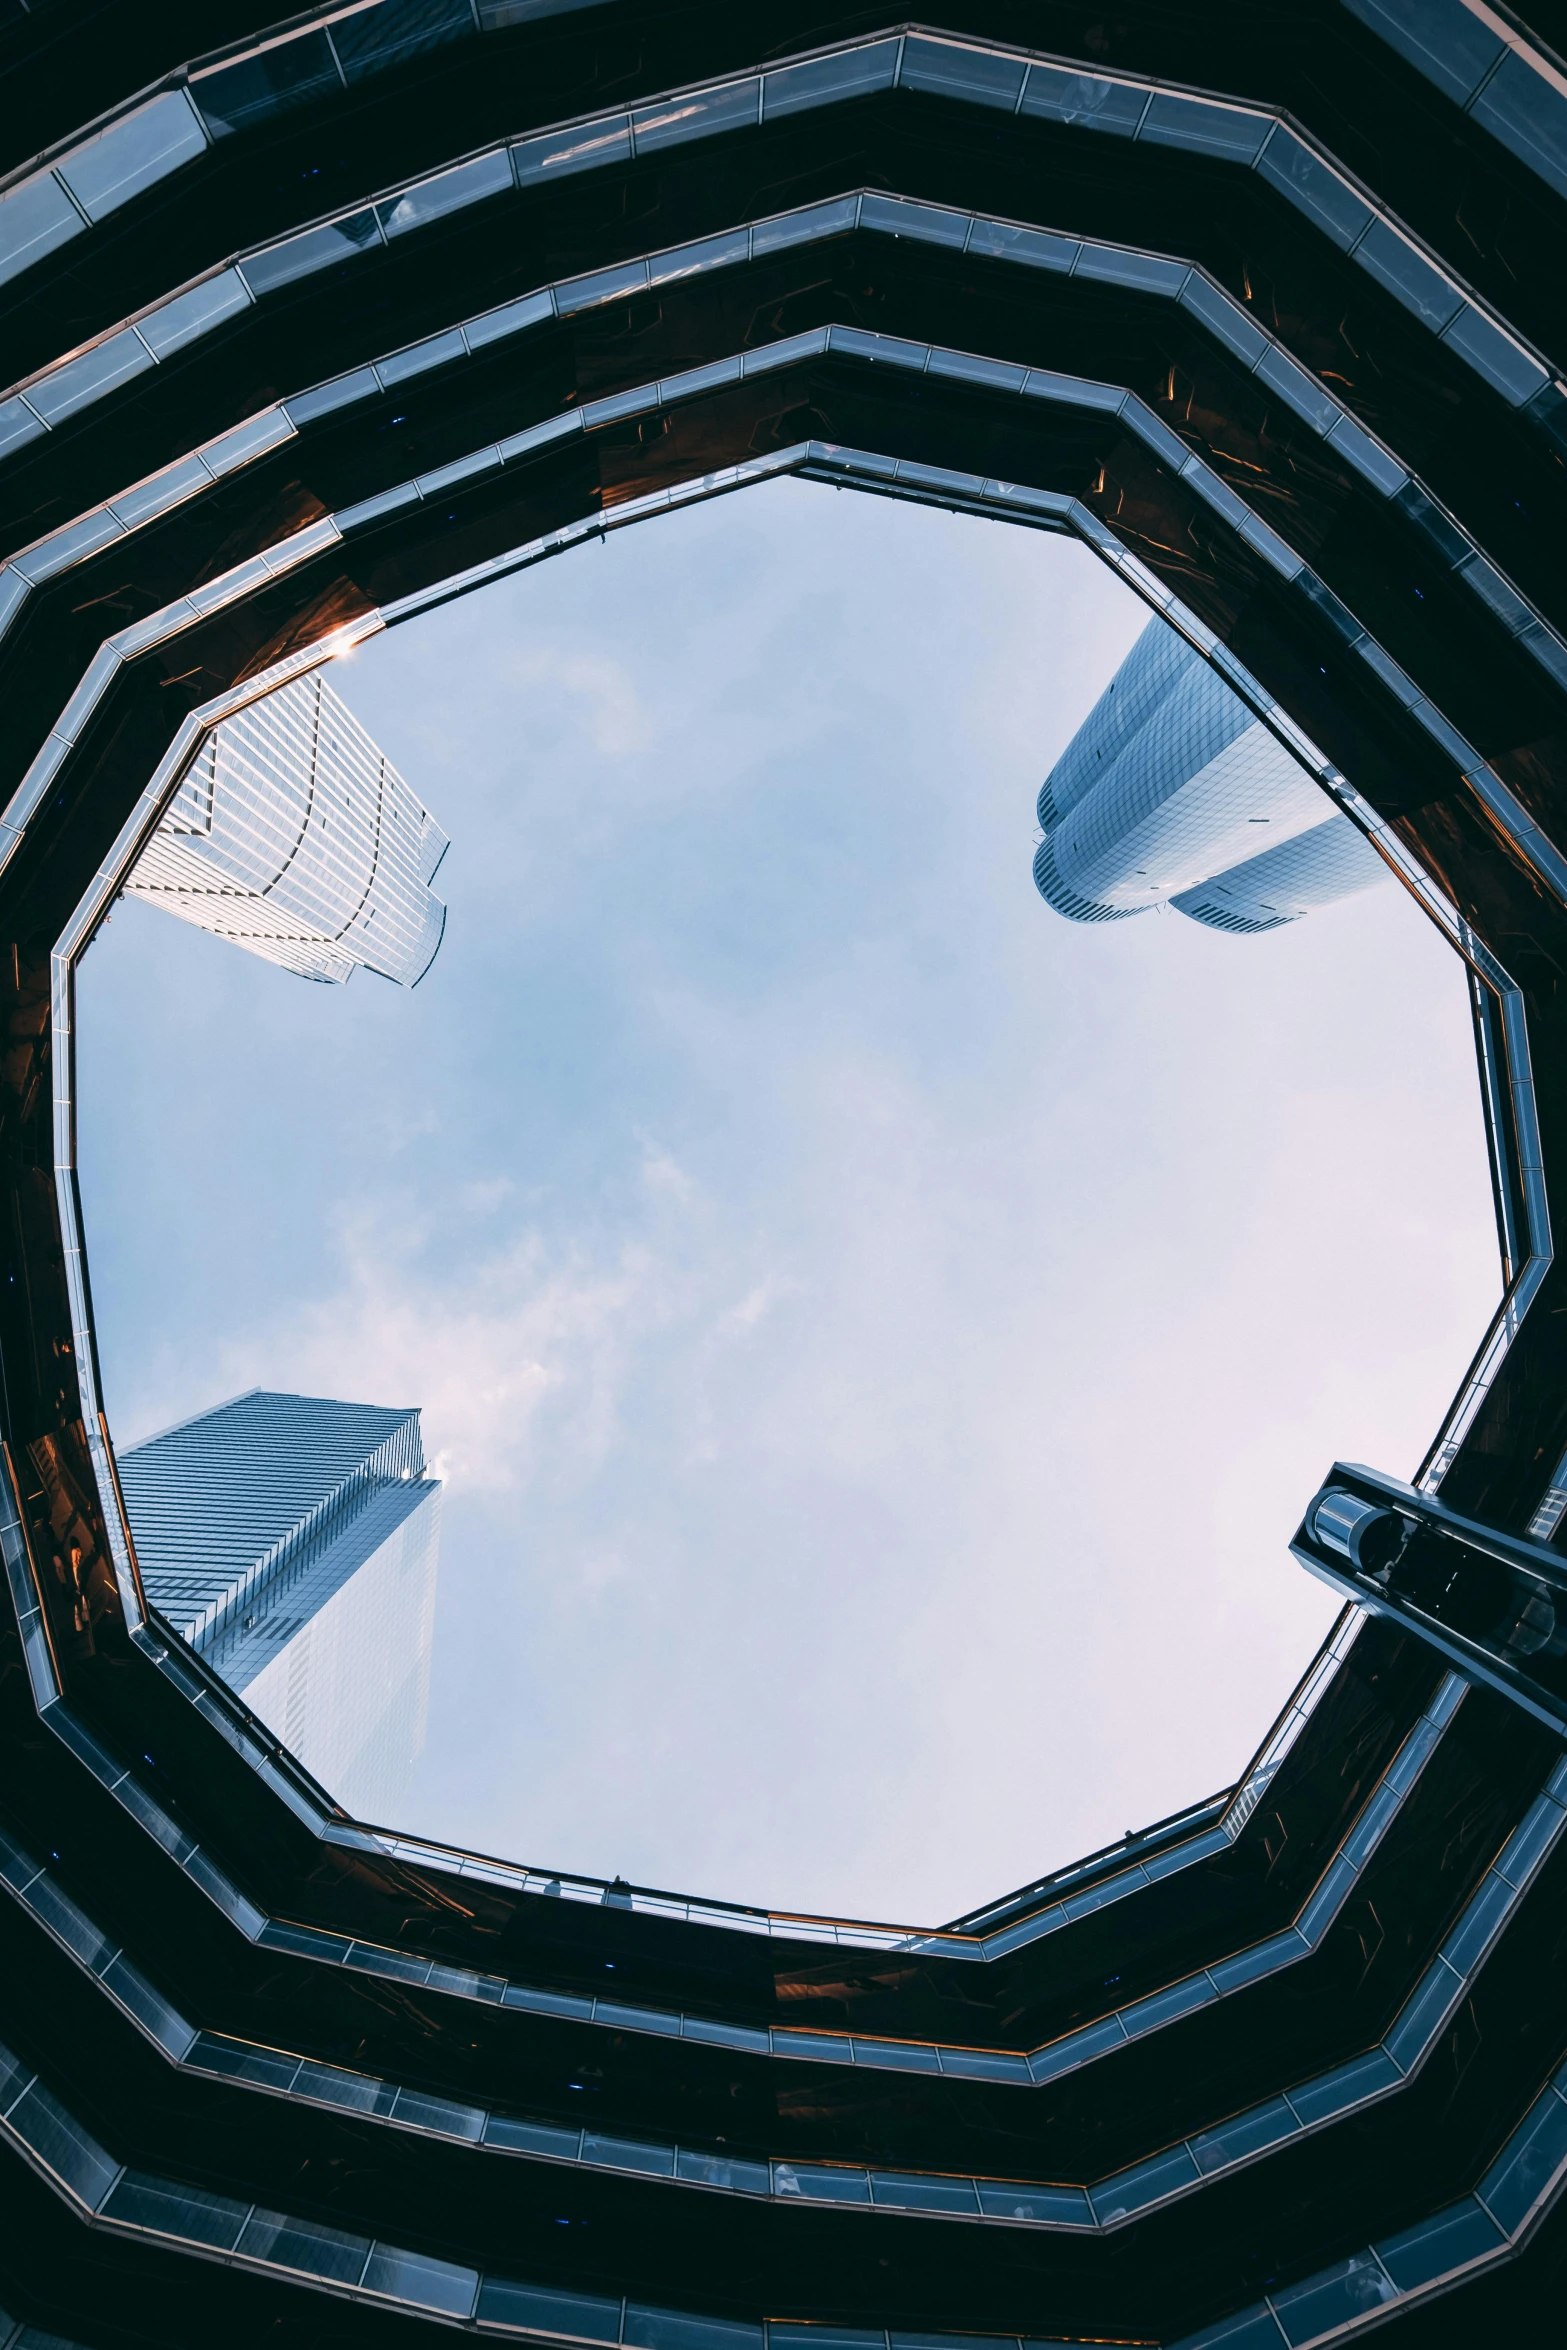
[78,481,1496,1925]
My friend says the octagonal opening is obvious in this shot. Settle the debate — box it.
[76,479,1499,1923]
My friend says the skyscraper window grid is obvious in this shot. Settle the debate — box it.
[119,1389,442,1821]
[2,0,1565,2341]
[1034,622,1388,933]
[123,668,449,986]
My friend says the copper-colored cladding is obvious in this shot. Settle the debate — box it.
[0,4,1564,2344]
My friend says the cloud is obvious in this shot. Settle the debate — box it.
[714,1278,786,1340]
[461,1176,515,1213]
[507,647,652,758]
[638,1137,698,1203]
[205,1209,678,1493]
[79,481,1505,1922]
[197,1158,798,1503]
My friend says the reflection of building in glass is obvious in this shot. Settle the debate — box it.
[119,1390,441,1820]
[1034,622,1387,933]
[124,669,448,985]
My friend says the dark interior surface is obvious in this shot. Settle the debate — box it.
[1,5,1566,2345]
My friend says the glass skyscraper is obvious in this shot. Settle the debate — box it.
[5,1,1567,2340]
[1034,621,1388,932]
[118,1390,442,1820]
[123,669,449,986]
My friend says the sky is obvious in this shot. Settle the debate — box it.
[76,478,1501,1928]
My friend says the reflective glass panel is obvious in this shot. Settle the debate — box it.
[869,2172,980,2214]
[25,1874,115,1968]
[1384,1958,1462,2070]
[1439,1867,1513,1975]
[101,1955,195,2056]
[1188,2096,1299,2175]
[852,2038,940,2071]
[240,212,381,298]
[1140,93,1270,162]
[1253,347,1341,434]
[478,2278,623,2340]
[512,119,632,182]
[975,2181,1093,2224]
[1296,1852,1358,1943]
[137,272,251,360]
[1031,2016,1125,2081]
[1440,306,1546,406]
[938,2048,1032,2082]
[1375,2195,1503,2290]
[1255,129,1372,250]
[1179,275,1270,365]
[1119,1974,1216,2037]
[1478,2085,1567,2232]
[378,151,513,239]
[1495,1793,1564,1886]
[582,2133,676,2176]
[379,330,468,387]
[287,370,382,427]
[595,2001,680,2036]
[624,2309,763,2350]
[0,174,83,291]
[966,218,1077,272]
[188,2033,301,2090]
[56,92,207,221]
[675,2148,770,2193]
[632,81,759,154]
[484,2114,580,2157]
[1354,221,1464,333]
[761,43,899,118]
[899,39,1026,110]
[332,0,476,81]
[1075,245,1188,295]
[1090,2143,1198,2223]
[557,259,649,315]
[295,2060,399,2116]
[362,2243,479,2314]
[772,2165,871,2204]
[465,290,555,349]
[236,2208,370,2282]
[1473,51,1567,202]
[1270,2251,1395,2345]
[773,2331,881,2350]
[193,34,342,138]
[25,333,154,426]
[1177,2310,1293,2349]
[345,1941,431,1983]
[860,195,968,247]
[8,2082,119,2207]
[1288,2048,1400,2127]
[103,2170,249,2250]
[680,2015,769,2053]
[1020,65,1147,135]
[1341,0,1505,104]
[0,2045,32,2112]
[502,1981,593,2019]
[257,1919,344,1962]
[649,230,750,286]
[0,399,47,458]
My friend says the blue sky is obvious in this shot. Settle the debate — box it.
[78,478,1499,1925]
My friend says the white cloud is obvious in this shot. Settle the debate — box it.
[206,1212,679,1494]
[510,647,652,759]
[81,482,1503,1922]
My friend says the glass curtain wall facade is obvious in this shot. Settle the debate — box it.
[1034,621,1388,932]
[122,668,449,985]
[118,1391,442,1820]
[1,3,1566,2346]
